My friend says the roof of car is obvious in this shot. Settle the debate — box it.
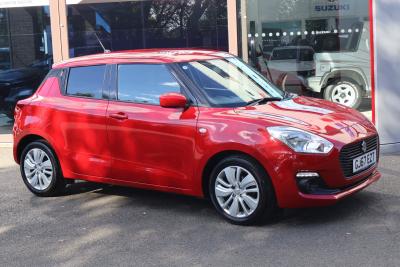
[53,49,232,69]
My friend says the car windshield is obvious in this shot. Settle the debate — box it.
[179,57,284,107]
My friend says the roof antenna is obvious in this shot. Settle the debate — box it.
[94,32,111,53]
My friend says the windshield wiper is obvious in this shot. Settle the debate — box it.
[283,91,296,100]
[246,97,283,106]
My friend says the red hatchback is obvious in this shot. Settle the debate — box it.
[13,49,381,225]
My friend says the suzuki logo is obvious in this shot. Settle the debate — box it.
[315,0,349,12]
[361,141,367,153]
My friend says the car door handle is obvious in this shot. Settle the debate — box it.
[109,112,128,121]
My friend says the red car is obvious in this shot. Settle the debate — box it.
[13,49,381,225]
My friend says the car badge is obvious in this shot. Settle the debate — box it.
[361,141,367,153]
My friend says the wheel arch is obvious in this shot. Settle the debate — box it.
[201,150,272,199]
[16,134,51,164]
[322,69,369,94]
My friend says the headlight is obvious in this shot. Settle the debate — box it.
[267,126,333,154]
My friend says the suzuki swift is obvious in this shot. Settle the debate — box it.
[13,49,381,225]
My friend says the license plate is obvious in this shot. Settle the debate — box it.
[353,150,377,173]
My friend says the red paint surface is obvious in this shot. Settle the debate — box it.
[53,49,230,69]
[159,93,188,108]
[13,50,381,208]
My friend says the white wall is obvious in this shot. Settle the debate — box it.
[375,0,400,153]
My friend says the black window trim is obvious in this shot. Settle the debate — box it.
[63,64,109,100]
[110,62,197,107]
[170,63,207,107]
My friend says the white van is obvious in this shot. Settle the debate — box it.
[305,21,371,109]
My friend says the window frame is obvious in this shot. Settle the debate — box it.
[63,64,109,100]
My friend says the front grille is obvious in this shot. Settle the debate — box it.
[339,135,379,178]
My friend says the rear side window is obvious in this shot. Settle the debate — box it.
[117,64,181,105]
[66,65,106,98]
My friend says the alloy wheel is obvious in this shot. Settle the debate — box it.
[23,148,54,191]
[331,83,357,107]
[214,166,260,218]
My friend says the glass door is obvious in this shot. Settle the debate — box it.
[240,0,372,115]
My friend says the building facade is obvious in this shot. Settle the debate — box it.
[0,0,399,152]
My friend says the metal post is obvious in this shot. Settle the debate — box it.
[49,0,69,63]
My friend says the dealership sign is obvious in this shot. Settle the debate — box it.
[312,0,352,16]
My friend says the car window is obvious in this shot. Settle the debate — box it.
[312,21,364,53]
[179,58,283,107]
[66,65,106,98]
[117,64,181,105]
[299,49,314,61]
[271,49,297,60]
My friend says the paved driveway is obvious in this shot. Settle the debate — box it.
[0,148,399,267]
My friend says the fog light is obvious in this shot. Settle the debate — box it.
[296,172,320,178]
[296,172,340,195]
[296,172,321,194]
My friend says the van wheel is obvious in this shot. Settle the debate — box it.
[208,155,277,225]
[324,79,362,109]
[20,141,66,197]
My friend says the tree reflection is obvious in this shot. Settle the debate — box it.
[68,0,228,56]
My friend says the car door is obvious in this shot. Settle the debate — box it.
[54,64,111,178]
[106,63,199,190]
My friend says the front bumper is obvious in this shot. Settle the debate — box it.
[305,76,323,93]
[297,170,381,206]
[274,167,381,209]
[261,133,381,209]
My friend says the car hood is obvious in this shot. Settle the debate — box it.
[234,96,374,137]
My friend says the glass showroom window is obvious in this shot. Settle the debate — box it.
[239,0,372,114]
[67,0,228,58]
[0,6,52,127]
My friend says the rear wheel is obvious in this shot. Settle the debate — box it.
[323,79,363,109]
[20,141,65,197]
[209,155,277,225]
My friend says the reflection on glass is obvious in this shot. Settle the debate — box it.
[0,6,53,130]
[118,64,182,105]
[242,0,372,115]
[179,58,283,107]
[67,0,228,58]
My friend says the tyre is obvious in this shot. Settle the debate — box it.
[323,79,363,109]
[20,140,66,197]
[208,155,277,225]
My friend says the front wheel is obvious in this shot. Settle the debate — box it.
[20,141,66,197]
[323,79,363,109]
[209,155,277,225]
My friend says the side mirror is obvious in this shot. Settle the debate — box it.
[159,93,188,109]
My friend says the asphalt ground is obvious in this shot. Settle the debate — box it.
[0,147,399,267]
